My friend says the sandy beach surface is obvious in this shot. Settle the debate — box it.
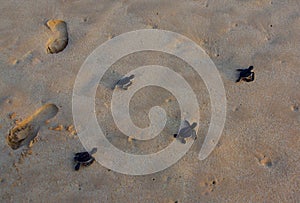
[0,0,299,202]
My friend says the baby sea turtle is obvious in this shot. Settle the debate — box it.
[74,148,97,171]
[236,66,255,82]
[174,120,197,144]
[115,74,135,90]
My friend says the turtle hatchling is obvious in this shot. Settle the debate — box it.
[174,120,197,144]
[74,148,97,171]
[115,74,134,90]
[236,66,255,83]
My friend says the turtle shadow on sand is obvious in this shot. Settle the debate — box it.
[98,70,127,90]
[98,69,135,90]
[7,104,58,150]
[212,58,254,83]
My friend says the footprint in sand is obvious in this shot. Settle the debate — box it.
[7,104,58,150]
[45,19,68,54]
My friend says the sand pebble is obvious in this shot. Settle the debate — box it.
[66,125,74,132]
[66,124,77,135]
[28,139,35,148]
[49,124,64,131]
[9,112,17,119]
[291,104,299,112]
[14,119,22,124]
[12,59,19,65]
[165,98,172,103]
[259,156,272,167]
[5,99,12,104]
[128,136,135,142]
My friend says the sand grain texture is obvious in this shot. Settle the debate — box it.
[0,0,299,202]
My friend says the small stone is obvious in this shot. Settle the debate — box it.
[12,59,20,65]
[5,98,12,104]
[259,156,272,167]
[152,24,158,29]
[27,149,33,155]
[104,102,109,108]
[165,98,172,103]
[71,130,77,136]
[291,104,299,112]
[13,162,19,172]
[14,119,22,124]
[9,112,17,119]
[66,125,74,132]
[128,136,135,142]
[66,125,77,135]
[107,33,116,39]
[50,124,64,131]
[21,151,26,157]
[28,140,34,148]
[83,17,88,22]
[28,137,38,148]
[18,157,24,164]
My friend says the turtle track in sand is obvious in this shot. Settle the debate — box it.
[45,19,68,54]
[7,104,58,150]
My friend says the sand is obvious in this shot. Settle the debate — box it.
[0,0,299,202]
